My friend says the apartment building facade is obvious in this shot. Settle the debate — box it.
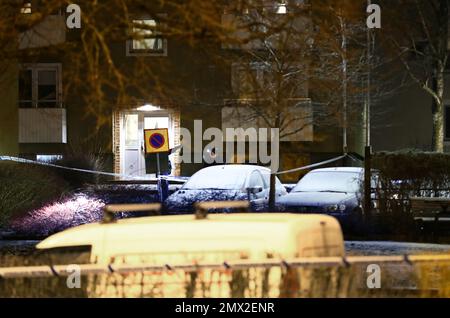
[0,1,362,181]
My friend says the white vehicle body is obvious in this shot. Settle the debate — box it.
[37,213,344,297]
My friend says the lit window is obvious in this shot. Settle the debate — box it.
[124,114,139,148]
[144,117,169,130]
[276,2,287,14]
[127,18,167,56]
[137,104,161,112]
[37,155,63,163]
[21,2,32,14]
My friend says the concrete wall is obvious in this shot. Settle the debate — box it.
[0,63,19,156]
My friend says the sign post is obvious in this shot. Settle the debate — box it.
[156,153,161,178]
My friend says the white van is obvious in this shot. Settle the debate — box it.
[37,208,344,297]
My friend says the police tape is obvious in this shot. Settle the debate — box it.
[1,154,349,180]
[274,154,348,175]
[0,155,186,183]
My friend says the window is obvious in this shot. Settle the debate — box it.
[127,18,167,56]
[19,64,62,108]
[19,70,33,108]
[231,62,271,97]
[446,105,450,140]
[37,155,63,163]
[247,171,264,189]
[144,117,169,130]
[20,1,32,14]
[124,114,139,148]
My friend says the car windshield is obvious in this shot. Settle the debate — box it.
[182,168,246,190]
[292,171,361,193]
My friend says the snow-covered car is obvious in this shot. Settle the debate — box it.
[164,165,287,213]
[277,167,365,220]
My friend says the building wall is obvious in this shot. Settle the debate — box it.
[0,63,19,156]
[1,5,365,177]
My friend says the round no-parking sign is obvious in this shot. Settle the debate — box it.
[149,133,165,149]
[144,129,170,154]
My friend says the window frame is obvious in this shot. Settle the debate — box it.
[20,1,32,14]
[246,170,265,190]
[446,105,450,141]
[231,62,270,97]
[19,63,63,108]
[126,15,168,57]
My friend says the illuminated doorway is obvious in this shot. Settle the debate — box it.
[114,108,180,178]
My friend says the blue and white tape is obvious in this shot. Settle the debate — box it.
[0,155,187,182]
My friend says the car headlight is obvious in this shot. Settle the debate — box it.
[327,204,346,212]
[327,205,338,212]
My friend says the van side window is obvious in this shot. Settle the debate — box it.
[40,246,92,265]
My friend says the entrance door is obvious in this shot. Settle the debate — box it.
[142,114,171,176]
[122,111,172,178]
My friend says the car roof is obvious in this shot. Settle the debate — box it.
[309,167,364,173]
[36,213,343,255]
[196,164,271,174]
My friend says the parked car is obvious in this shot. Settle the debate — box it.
[277,167,366,224]
[164,165,287,213]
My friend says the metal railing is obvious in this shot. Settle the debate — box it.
[194,201,250,219]
[1,254,450,279]
[102,203,162,223]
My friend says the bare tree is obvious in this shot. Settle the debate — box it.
[383,0,449,152]
[0,0,232,119]
[0,0,398,152]
[310,0,404,155]
[222,0,315,141]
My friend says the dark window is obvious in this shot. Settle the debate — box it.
[18,65,61,108]
[19,70,32,108]
[37,70,57,107]
[446,106,450,140]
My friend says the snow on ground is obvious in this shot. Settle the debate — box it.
[346,241,450,255]
[7,185,162,237]
[10,193,105,237]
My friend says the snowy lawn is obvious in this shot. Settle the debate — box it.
[9,185,161,238]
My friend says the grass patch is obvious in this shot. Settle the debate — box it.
[0,162,69,227]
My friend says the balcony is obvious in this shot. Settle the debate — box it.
[19,108,67,144]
